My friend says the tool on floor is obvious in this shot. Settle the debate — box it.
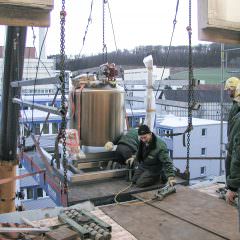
[155,184,176,201]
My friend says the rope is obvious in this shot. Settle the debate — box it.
[114,182,156,206]
[102,0,108,63]
[31,27,51,77]
[107,0,118,63]
[37,87,61,142]
[155,0,179,98]
[78,0,94,58]
[30,27,48,133]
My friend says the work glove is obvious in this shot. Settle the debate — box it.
[125,157,135,167]
[104,141,114,151]
[226,189,237,205]
[167,176,176,187]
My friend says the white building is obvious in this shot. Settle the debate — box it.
[124,66,170,81]
[155,115,227,179]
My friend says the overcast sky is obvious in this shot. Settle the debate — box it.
[1,0,208,57]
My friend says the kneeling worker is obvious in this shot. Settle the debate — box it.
[104,128,139,165]
[132,124,176,188]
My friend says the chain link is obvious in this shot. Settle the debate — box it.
[186,0,195,184]
[60,0,68,198]
[102,0,108,62]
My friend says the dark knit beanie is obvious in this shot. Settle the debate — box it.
[138,124,151,135]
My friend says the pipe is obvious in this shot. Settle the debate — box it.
[143,55,156,131]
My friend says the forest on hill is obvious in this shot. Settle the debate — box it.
[49,43,240,71]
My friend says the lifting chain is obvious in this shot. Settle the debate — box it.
[102,0,108,62]
[186,0,195,184]
[60,0,68,199]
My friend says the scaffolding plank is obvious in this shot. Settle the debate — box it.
[125,96,200,109]
[134,186,239,240]
[12,98,61,116]
[100,203,224,240]
[11,76,59,87]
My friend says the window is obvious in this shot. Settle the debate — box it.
[33,124,40,135]
[163,129,173,139]
[201,148,206,155]
[42,123,49,134]
[200,166,206,175]
[37,188,43,198]
[201,128,207,136]
[128,91,133,97]
[26,188,33,199]
[52,122,59,134]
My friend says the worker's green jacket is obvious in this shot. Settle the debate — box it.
[113,128,139,152]
[136,133,175,178]
[227,112,240,191]
[227,101,240,138]
[225,101,240,178]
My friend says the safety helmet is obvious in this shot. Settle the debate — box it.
[224,77,240,90]
[234,83,240,102]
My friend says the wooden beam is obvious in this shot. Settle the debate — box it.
[198,0,240,44]
[0,0,53,10]
[70,169,128,183]
[0,0,54,27]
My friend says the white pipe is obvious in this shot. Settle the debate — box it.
[143,55,156,131]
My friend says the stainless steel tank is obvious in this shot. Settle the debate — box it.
[70,86,125,146]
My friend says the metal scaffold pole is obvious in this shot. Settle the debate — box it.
[220,43,224,176]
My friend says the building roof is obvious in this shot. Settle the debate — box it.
[156,114,226,128]
[22,197,56,210]
[161,89,232,103]
[20,109,61,122]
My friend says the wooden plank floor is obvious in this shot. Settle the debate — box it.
[100,185,239,240]
[91,209,137,240]
[31,209,137,240]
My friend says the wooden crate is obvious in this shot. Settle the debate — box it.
[0,0,54,27]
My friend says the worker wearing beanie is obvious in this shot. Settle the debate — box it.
[131,124,176,188]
